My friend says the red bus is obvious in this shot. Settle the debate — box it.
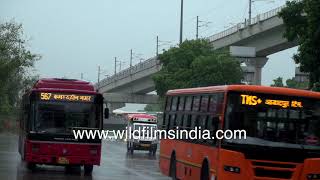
[18,78,107,174]
[159,85,320,180]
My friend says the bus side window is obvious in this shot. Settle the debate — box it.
[166,96,172,111]
[184,114,192,131]
[200,115,207,129]
[163,114,169,130]
[182,114,188,130]
[200,95,209,112]
[181,114,192,140]
[192,96,200,112]
[172,114,177,129]
[208,93,225,115]
[179,114,184,130]
[216,93,224,114]
[191,115,200,129]
[178,96,185,111]
[185,96,193,111]
[171,97,178,111]
[208,94,217,114]
[197,115,208,144]
[168,114,176,130]
[176,114,183,129]
[206,116,219,146]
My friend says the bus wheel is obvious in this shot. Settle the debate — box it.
[200,161,209,180]
[149,149,155,156]
[130,147,134,155]
[84,165,93,175]
[127,142,134,154]
[169,154,177,180]
[26,162,36,171]
[127,142,130,152]
[150,146,157,156]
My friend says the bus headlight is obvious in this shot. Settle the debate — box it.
[32,144,40,153]
[90,149,98,155]
[89,145,98,155]
[224,165,240,174]
[307,174,320,180]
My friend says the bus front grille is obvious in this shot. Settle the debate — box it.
[254,168,293,179]
[139,141,152,144]
[251,160,297,179]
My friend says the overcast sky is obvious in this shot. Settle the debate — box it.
[1,0,298,110]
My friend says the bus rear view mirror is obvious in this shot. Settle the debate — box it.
[104,108,109,119]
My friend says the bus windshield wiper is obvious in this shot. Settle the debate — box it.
[68,127,99,130]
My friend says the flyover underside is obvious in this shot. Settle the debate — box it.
[104,93,159,104]
[234,25,297,56]
[105,76,155,94]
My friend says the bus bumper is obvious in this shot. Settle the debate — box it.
[25,154,101,165]
[24,140,101,166]
[133,142,157,151]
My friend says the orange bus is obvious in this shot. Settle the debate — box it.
[159,85,320,180]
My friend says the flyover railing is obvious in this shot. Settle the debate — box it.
[207,1,297,42]
[98,57,159,88]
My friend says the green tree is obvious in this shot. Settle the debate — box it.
[286,77,308,89]
[144,104,161,112]
[271,76,309,89]
[311,82,320,92]
[279,0,320,89]
[271,77,284,87]
[0,21,40,114]
[153,39,243,97]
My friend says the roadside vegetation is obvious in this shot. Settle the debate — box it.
[271,77,309,89]
[0,21,40,131]
[153,39,243,98]
[279,0,320,90]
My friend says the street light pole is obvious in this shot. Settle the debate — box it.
[196,16,199,39]
[179,0,184,44]
[97,65,101,90]
[114,57,117,75]
[156,36,159,56]
[249,0,252,25]
[130,49,133,68]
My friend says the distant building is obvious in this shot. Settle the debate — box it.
[294,67,309,83]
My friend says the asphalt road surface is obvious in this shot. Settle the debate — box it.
[0,133,170,180]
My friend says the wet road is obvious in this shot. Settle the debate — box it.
[0,133,170,180]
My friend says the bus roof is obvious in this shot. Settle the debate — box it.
[31,78,97,94]
[166,85,320,99]
[127,114,157,119]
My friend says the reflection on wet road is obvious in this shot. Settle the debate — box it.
[0,133,169,180]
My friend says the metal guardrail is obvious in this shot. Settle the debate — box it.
[208,3,289,42]
[98,57,159,88]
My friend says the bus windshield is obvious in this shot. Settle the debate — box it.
[224,92,320,150]
[34,101,99,134]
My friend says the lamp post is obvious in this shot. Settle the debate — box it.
[179,0,184,44]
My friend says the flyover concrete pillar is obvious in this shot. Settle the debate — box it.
[241,65,255,85]
[244,57,268,85]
